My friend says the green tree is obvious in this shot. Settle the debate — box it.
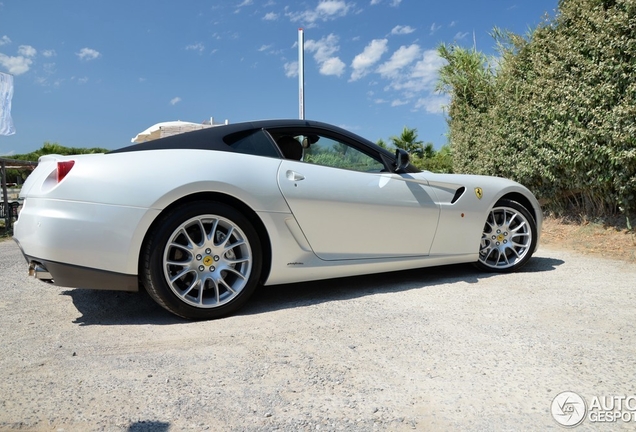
[12,142,109,160]
[437,0,636,221]
[437,44,498,175]
[4,142,108,183]
[376,138,391,151]
[390,126,426,156]
[378,127,453,173]
[420,144,454,173]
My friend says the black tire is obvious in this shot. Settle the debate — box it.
[475,198,537,273]
[141,201,262,320]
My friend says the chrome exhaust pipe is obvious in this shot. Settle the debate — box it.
[29,262,53,282]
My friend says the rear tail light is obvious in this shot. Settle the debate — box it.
[57,160,75,183]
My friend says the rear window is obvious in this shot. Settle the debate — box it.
[223,129,280,158]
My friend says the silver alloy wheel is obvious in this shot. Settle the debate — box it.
[478,205,533,269]
[162,214,252,308]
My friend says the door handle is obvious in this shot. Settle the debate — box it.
[286,170,305,181]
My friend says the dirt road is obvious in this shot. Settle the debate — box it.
[1,239,635,431]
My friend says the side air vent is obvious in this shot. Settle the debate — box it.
[451,186,466,204]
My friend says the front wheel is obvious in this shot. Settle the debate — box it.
[476,199,537,272]
[141,201,262,320]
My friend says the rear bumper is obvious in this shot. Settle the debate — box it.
[13,197,159,276]
[15,238,138,291]
[23,255,138,291]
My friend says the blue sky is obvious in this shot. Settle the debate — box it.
[0,0,558,156]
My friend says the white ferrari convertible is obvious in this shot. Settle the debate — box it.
[13,119,542,320]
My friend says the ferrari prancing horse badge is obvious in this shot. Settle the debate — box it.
[475,187,483,199]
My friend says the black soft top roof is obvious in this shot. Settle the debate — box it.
[109,119,393,159]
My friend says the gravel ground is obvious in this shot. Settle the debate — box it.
[1,239,635,431]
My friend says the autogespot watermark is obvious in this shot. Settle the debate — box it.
[551,391,636,427]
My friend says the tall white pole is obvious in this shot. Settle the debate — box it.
[298,28,305,120]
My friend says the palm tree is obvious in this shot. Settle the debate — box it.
[390,126,425,156]
[376,138,391,151]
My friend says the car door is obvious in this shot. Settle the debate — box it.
[275,132,440,261]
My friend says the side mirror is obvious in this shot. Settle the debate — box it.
[395,148,410,173]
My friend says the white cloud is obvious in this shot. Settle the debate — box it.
[34,62,58,86]
[450,21,457,27]
[43,63,56,74]
[350,38,388,81]
[284,61,298,77]
[42,49,56,57]
[411,50,445,79]
[18,45,36,57]
[258,44,272,52]
[286,0,351,26]
[263,12,278,20]
[319,57,345,76]
[305,33,345,77]
[414,94,449,114]
[370,0,381,4]
[388,49,446,93]
[77,76,89,84]
[391,25,415,35]
[316,0,348,15]
[371,47,448,114]
[390,0,402,6]
[186,42,205,53]
[430,23,442,35]
[170,97,182,105]
[0,53,33,75]
[376,44,420,79]
[305,34,339,63]
[234,0,253,13]
[76,47,101,61]
[454,32,469,40]
[0,35,10,46]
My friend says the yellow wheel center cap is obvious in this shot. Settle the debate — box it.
[203,256,213,266]
[497,234,505,242]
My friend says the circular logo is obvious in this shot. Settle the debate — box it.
[551,391,586,427]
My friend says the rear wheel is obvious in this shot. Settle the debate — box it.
[141,201,262,320]
[476,199,537,272]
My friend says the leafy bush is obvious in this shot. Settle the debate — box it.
[3,142,108,183]
[438,0,636,222]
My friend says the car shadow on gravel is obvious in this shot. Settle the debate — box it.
[63,256,563,325]
[127,420,171,432]
[62,289,184,326]
[240,256,564,317]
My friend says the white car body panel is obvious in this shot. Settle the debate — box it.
[425,173,541,256]
[14,198,157,274]
[277,160,440,260]
[13,119,543,298]
[17,150,291,276]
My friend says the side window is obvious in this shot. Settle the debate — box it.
[223,129,280,158]
[302,135,385,172]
